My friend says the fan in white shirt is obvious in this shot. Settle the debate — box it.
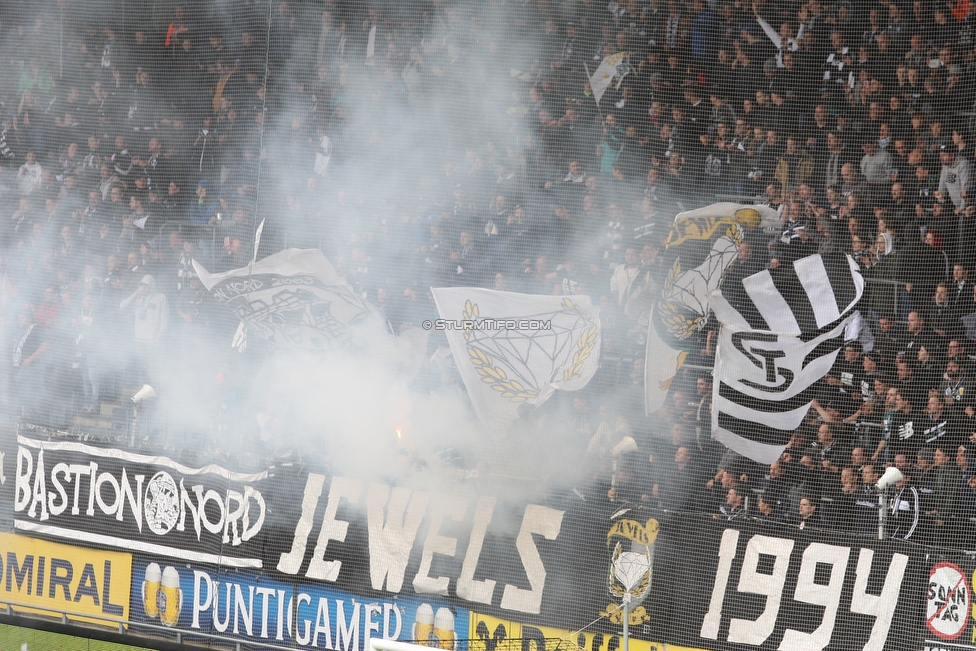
[16,152,42,196]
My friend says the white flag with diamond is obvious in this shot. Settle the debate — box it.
[431,288,601,428]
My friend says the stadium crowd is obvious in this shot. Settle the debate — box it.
[4,0,976,543]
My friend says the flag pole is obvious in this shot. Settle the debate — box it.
[583,63,605,122]
[252,218,266,264]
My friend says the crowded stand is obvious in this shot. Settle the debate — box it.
[2,0,976,546]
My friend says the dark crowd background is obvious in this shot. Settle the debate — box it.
[3,0,976,547]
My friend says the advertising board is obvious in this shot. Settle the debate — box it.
[0,532,130,627]
[129,555,470,650]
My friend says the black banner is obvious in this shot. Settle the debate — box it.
[0,432,929,651]
[5,434,269,569]
[0,433,609,624]
[255,470,928,651]
[642,515,927,651]
[254,469,596,621]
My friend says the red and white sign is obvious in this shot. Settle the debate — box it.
[927,562,972,640]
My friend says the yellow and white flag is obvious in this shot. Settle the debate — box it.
[431,288,601,429]
[589,52,630,104]
[645,203,781,414]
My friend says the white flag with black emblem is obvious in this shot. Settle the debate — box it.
[709,252,865,464]
[195,249,430,380]
[193,248,387,352]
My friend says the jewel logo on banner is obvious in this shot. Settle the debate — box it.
[603,514,658,626]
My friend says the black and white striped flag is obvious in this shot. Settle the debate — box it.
[709,252,865,464]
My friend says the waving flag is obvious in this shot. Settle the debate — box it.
[431,288,600,429]
[588,52,631,104]
[193,248,386,352]
[709,252,865,463]
[645,203,780,414]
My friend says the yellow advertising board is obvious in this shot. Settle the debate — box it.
[0,532,131,627]
[469,612,708,651]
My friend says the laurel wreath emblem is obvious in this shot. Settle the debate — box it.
[659,300,705,339]
[462,298,598,403]
[607,542,653,600]
[726,223,743,246]
[467,346,539,403]
[664,258,680,294]
[461,300,478,341]
[562,298,598,382]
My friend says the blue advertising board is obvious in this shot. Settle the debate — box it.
[129,556,470,649]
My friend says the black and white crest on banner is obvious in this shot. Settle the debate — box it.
[8,435,268,568]
[208,273,380,350]
[709,252,865,464]
[145,470,180,535]
[192,248,386,352]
